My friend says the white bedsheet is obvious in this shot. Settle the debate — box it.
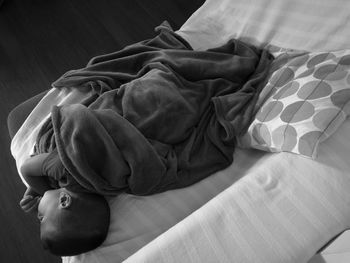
[125,118,350,262]
[177,0,350,52]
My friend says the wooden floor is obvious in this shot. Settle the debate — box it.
[0,0,203,262]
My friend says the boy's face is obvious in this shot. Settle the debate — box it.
[38,189,72,234]
[38,189,59,221]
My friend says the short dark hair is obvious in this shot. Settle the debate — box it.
[41,192,110,256]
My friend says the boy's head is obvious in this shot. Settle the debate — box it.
[38,188,110,256]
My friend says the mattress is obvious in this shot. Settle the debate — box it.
[10,0,350,262]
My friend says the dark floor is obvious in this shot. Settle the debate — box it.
[0,0,203,262]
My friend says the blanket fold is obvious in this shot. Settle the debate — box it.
[36,22,273,196]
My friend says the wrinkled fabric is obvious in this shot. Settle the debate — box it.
[36,22,273,196]
[41,149,85,192]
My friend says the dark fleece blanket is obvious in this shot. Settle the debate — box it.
[36,22,273,196]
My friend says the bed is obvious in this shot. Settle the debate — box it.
[10,0,350,262]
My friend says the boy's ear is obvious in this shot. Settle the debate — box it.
[59,191,72,209]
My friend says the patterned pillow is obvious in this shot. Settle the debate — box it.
[238,48,350,158]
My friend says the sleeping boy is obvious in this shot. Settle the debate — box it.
[19,150,110,256]
[16,26,273,257]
